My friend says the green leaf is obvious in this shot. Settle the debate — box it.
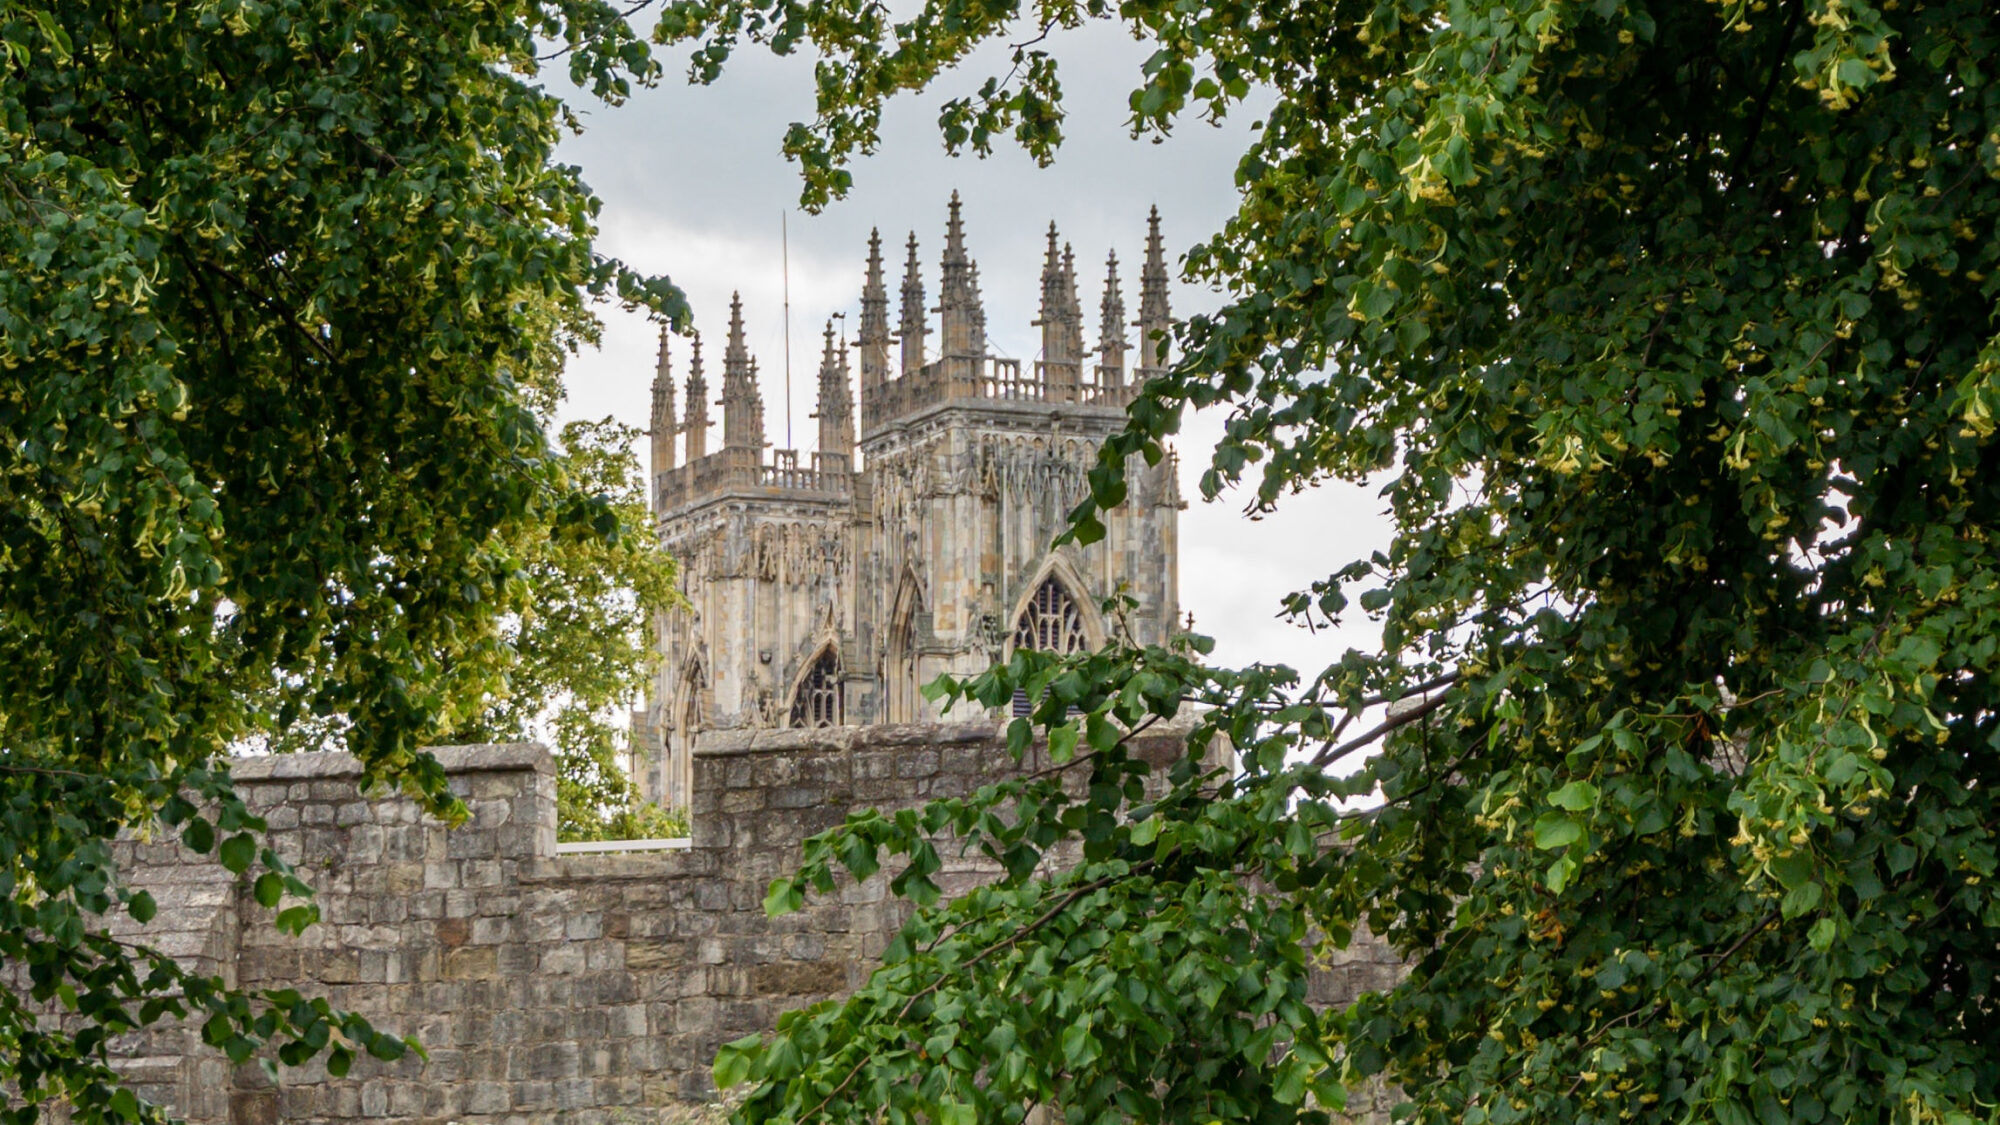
[1782,880,1824,919]
[713,1034,764,1088]
[276,905,318,935]
[764,878,803,917]
[219,833,257,875]
[1769,852,1814,890]
[1545,856,1577,893]
[1048,722,1079,763]
[1549,781,1598,811]
[1533,813,1584,850]
[128,890,157,925]
[181,817,215,855]
[254,872,284,909]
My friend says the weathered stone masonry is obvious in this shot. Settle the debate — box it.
[102,726,1405,1125]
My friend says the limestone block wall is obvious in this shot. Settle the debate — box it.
[89,725,1402,1125]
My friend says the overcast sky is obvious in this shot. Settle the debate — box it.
[550,18,1391,678]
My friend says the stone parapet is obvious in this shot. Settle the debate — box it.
[79,721,1398,1125]
[654,447,857,517]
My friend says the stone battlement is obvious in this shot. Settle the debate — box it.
[99,724,1404,1125]
[653,447,857,518]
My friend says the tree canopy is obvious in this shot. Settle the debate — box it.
[665,2,2000,1125]
[435,417,687,844]
[0,1,677,1119]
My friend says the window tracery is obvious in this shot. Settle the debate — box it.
[789,648,843,728]
[1012,577,1089,716]
[1013,577,1088,655]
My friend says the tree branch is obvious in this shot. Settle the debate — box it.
[1307,686,1456,771]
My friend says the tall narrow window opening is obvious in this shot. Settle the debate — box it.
[671,663,707,809]
[789,648,843,728]
[886,574,925,723]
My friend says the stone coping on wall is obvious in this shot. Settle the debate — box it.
[227,742,552,782]
[694,721,1003,758]
[693,714,1206,760]
[83,717,1386,1125]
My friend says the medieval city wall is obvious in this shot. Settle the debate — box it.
[105,726,1405,1125]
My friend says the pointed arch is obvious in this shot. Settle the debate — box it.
[884,566,928,723]
[1007,559,1101,717]
[1007,556,1102,656]
[788,644,844,728]
[670,656,708,809]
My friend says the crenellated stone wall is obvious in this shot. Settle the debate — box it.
[95,725,1405,1125]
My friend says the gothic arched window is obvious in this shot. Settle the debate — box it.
[789,648,843,728]
[1011,577,1090,717]
[1013,577,1089,655]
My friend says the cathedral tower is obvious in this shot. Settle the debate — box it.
[642,198,1181,808]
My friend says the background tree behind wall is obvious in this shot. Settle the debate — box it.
[434,418,687,843]
[667,3,2000,1125]
[265,419,685,842]
[0,1,679,1118]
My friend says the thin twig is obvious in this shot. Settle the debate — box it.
[0,763,105,782]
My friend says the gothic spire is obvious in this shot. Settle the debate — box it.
[858,228,891,393]
[937,192,984,358]
[814,319,855,462]
[943,190,967,266]
[1061,243,1082,350]
[1035,222,1084,398]
[1036,222,1063,345]
[898,232,927,375]
[1098,250,1128,386]
[649,325,677,478]
[1136,205,1172,375]
[968,259,987,359]
[682,331,709,461]
[721,292,764,451]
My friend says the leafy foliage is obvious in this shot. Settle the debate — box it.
[665,2,2000,1125]
[0,0,675,1119]
[434,419,687,843]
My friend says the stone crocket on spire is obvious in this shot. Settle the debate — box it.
[1098,250,1128,386]
[858,228,891,399]
[720,292,764,452]
[1035,222,1085,399]
[1060,242,1083,358]
[1136,205,1172,376]
[898,232,927,376]
[649,325,677,481]
[814,320,855,462]
[682,331,709,461]
[1035,223,1066,357]
[936,191,985,359]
